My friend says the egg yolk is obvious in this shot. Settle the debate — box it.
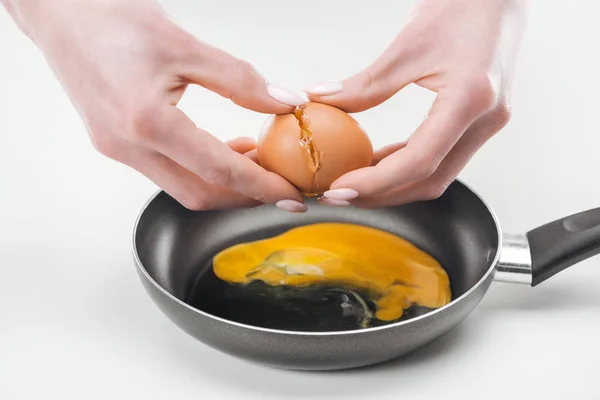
[213,223,451,323]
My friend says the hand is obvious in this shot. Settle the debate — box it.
[3,0,308,212]
[305,0,527,208]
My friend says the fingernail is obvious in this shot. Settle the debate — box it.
[276,199,308,213]
[318,197,351,207]
[267,83,306,107]
[323,188,359,201]
[303,82,343,96]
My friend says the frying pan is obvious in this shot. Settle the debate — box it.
[132,180,600,370]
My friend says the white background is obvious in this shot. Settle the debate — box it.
[2,1,600,399]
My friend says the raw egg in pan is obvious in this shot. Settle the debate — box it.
[187,223,452,332]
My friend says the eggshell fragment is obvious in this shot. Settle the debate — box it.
[257,102,373,196]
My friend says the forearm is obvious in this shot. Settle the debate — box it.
[1,0,48,41]
[2,0,150,47]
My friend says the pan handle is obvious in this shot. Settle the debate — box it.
[526,207,600,286]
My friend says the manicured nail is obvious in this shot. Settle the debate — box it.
[276,199,308,213]
[323,188,359,201]
[303,82,343,96]
[318,197,351,207]
[267,83,306,107]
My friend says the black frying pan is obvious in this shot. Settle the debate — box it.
[132,180,600,370]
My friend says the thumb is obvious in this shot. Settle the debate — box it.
[225,136,259,163]
[225,136,257,154]
[180,40,305,114]
[303,47,416,113]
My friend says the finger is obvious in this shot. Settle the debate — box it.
[179,40,305,113]
[304,36,418,113]
[327,85,496,198]
[244,148,259,164]
[134,151,261,210]
[129,105,304,205]
[224,137,259,162]
[225,136,256,154]
[371,142,407,166]
[95,136,260,210]
[352,105,511,208]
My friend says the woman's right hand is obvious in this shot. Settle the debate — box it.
[3,0,308,212]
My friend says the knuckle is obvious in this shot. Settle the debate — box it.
[421,183,450,201]
[89,131,120,159]
[231,60,258,92]
[234,60,258,82]
[415,164,436,180]
[178,194,210,211]
[490,102,512,129]
[122,105,160,143]
[202,165,235,188]
[357,70,374,93]
[221,59,259,103]
[411,153,439,180]
[252,190,267,204]
[463,74,497,113]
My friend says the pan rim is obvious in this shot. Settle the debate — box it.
[132,179,502,337]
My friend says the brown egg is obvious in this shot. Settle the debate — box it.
[257,102,373,196]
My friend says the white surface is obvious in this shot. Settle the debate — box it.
[1,1,600,399]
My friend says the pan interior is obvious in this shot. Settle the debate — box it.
[134,181,499,332]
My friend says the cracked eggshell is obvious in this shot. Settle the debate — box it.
[257,102,373,195]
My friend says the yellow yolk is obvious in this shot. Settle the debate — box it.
[212,223,451,322]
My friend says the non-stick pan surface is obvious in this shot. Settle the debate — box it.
[133,180,600,370]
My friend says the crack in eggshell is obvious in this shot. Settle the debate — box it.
[257,102,373,197]
[293,105,324,197]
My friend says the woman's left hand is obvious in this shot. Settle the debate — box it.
[305,0,527,208]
